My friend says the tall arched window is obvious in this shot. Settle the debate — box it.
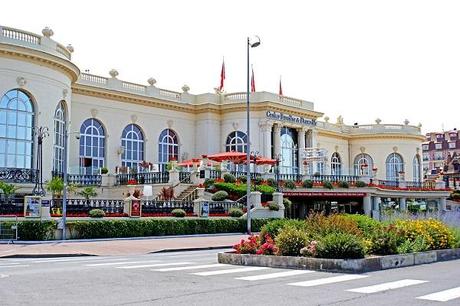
[225,131,247,152]
[331,152,342,175]
[413,154,421,182]
[79,119,105,174]
[0,89,34,168]
[353,153,373,176]
[386,152,404,181]
[158,129,179,167]
[121,124,144,169]
[280,127,298,174]
[53,101,66,174]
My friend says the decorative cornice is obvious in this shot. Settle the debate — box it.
[0,43,80,82]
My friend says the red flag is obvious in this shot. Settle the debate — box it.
[219,59,225,91]
[279,77,283,96]
[251,67,256,92]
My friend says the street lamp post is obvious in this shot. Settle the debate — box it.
[275,153,282,192]
[246,36,260,235]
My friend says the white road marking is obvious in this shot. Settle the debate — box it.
[288,274,368,287]
[236,270,314,281]
[347,279,428,294]
[0,264,29,268]
[192,266,269,276]
[417,287,460,302]
[153,264,228,272]
[117,262,193,269]
[0,274,9,278]
[86,260,162,267]
[34,257,114,263]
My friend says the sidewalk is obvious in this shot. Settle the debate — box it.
[0,234,248,258]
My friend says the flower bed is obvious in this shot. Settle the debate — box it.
[225,214,460,267]
[220,214,460,272]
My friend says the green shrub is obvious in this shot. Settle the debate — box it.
[283,198,292,209]
[396,236,430,254]
[322,181,333,189]
[256,184,275,195]
[450,227,460,248]
[211,190,229,201]
[18,221,56,241]
[355,181,367,188]
[79,186,98,200]
[65,218,270,239]
[369,225,401,255]
[89,209,105,218]
[171,209,186,218]
[316,232,365,259]
[223,173,236,183]
[343,214,380,237]
[254,177,264,185]
[394,219,456,250]
[302,180,313,188]
[268,201,279,211]
[283,180,296,189]
[259,219,306,242]
[238,175,247,183]
[101,167,109,174]
[214,182,249,198]
[266,178,276,187]
[204,178,215,189]
[337,181,349,188]
[275,227,309,256]
[304,213,362,239]
[229,207,243,217]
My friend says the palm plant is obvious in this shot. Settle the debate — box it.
[78,186,98,200]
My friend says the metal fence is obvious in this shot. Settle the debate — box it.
[116,172,169,185]
[0,215,18,243]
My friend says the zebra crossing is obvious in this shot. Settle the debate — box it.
[1,254,460,303]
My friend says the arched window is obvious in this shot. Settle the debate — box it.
[331,152,342,176]
[53,101,66,174]
[0,89,34,168]
[386,152,404,181]
[158,129,179,167]
[280,127,298,174]
[121,124,144,169]
[353,153,373,176]
[79,119,105,174]
[225,131,247,153]
[413,154,421,182]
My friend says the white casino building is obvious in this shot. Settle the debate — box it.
[0,26,450,217]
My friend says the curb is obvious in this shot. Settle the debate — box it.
[218,248,460,273]
[0,232,248,245]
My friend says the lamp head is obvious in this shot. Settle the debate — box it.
[248,35,261,48]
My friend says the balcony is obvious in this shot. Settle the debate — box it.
[115,172,169,185]
[0,168,37,183]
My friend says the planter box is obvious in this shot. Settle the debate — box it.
[218,248,460,273]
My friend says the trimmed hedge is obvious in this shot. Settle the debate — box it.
[3,220,57,241]
[66,218,270,239]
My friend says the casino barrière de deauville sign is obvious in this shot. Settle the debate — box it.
[266,111,317,126]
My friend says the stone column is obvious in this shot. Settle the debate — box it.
[399,197,407,211]
[438,197,447,211]
[297,128,306,175]
[250,191,262,208]
[272,192,284,209]
[363,195,372,216]
[259,120,273,158]
[372,197,382,220]
[273,124,281,157]
[310,129,318,174]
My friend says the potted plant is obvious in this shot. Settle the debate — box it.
[78,186,98,203]
[46,177,64,199]
[0,181,18,204]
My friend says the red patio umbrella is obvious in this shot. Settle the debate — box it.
[235,155,277,165]
[177,158,201,167]
[205,151,247,163]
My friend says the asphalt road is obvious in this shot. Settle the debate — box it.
[0,250,459,305]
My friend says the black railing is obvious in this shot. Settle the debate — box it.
[405,181,423,188]
[67,174,102,186]
[306,174,361,184]
[51,170,64,179]
[116,172,169,185]
[0,195,25,215]
[208,170,221,179]
[377,180,399,187]
[0,168,37,183]
[51,198,124,215]
[179,172,192,184]
[208,201,243,214]
[142,200,194,214]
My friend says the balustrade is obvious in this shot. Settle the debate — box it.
[116,172,169,185]
[67,174,102,186]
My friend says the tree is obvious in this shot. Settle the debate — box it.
[45,177,64,198]
[78,186,98,200]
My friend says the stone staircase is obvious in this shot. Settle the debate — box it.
[176,185,199,201]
